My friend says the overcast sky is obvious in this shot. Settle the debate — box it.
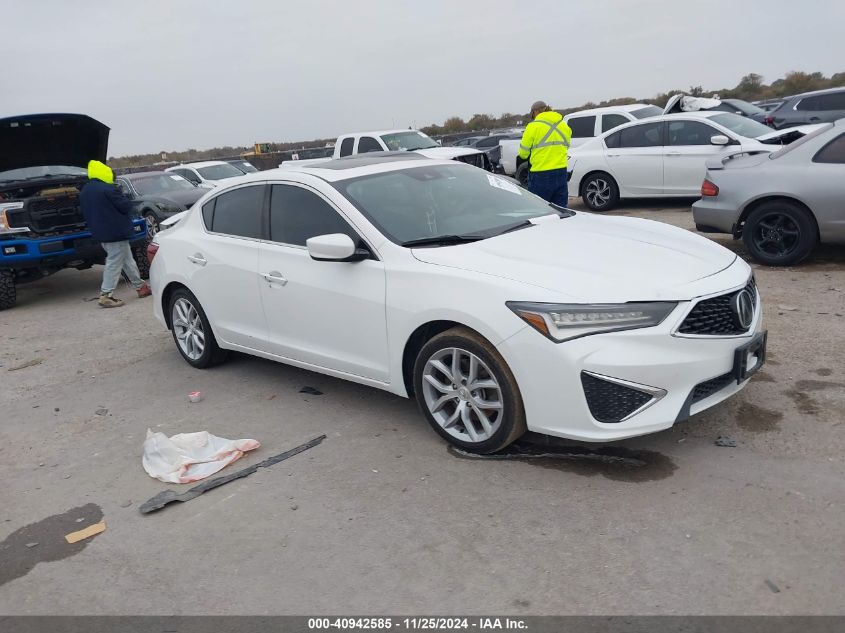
[4,0,843,157]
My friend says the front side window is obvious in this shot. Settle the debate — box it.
[132,174,196,195]
[172,168,199,184]
[334,163,564,245]
[269,184,356,246]
[619,122,663,148]
[601,114,630,133]
[339,137,355,157]
[568,116,596,138]
[357,136,383,153]
[818,92,845,110]
[631,105,662,119]
[813,132,845,164]
[667,120,719,146]
[205,185,264,238]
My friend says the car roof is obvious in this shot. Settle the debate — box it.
[166,160,229,170]
[264,153,457,182]
[789,86,845,99]
[565,104,656,117]
[340,129,428,137]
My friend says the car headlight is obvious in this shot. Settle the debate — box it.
[0,202,29,235]
[507,301,678,342]
[154,202,183,213]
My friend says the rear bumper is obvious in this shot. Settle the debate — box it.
[692,198,741,235]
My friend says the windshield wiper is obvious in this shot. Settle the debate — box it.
[401,234,486,247]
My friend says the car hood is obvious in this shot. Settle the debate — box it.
[411,213,737,302]
[0,113,109,172]
[755,123,825,143]
[141,187,205,208]
[415,147,483,160]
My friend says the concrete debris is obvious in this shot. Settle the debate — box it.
[715,436,737,447]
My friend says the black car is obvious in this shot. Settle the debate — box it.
[765,87,845,129]
[225,159,259,174]
[454,133,522,168]
[708,99,769,123]
[116,171,207,236]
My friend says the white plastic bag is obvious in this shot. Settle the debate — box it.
[142,429,260,484]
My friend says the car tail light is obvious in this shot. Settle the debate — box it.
[701,179,719,197]
[147,241,159,265]
[764,115,774,127]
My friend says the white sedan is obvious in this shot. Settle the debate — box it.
[148,155,766,452]
[569,112,819,211]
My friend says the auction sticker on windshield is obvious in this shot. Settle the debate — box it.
[487,174,521,195]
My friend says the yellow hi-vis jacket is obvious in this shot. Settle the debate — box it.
[518,111,572,172]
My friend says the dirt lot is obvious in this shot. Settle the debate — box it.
[1,200,843,615]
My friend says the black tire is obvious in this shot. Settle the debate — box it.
[742,201,818,266]
[515,162,530,187]
[143,211,160,238]
[0,269,16,310]
[132,241,151,280]
[167,288,228,369]
[413,326,526,454]
[581,172,620,211]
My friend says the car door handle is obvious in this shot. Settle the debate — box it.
[665,152,681,156]
[187,254,207,266]
[607,153,620,158]
[262,271,287,286]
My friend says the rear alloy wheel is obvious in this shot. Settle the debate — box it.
[414,327,526,453]
[742,201,817,266]
[515,162,530,187]
[168,289,228,368]
[582,172,620,211]
[0,269,16,310]
[143,212,160,238]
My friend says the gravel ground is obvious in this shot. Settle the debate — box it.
[1,199,843,615]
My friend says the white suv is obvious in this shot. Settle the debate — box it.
[565,104,663,148]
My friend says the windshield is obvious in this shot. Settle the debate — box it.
[132,174,196,195]
[723,100,765,116]
[631,105,662,119]
[232,161,258,173]
[709,113,773,139]
[197,163,244,180]
[0,165,86,183]
[769,123,835,159]
[380,131,438,151]
[334,163,563,245]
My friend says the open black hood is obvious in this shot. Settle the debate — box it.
[0,113,109,172]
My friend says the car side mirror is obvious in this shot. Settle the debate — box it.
[306,233,369,262]
[710,135,730,146]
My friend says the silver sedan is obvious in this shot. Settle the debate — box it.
[693,119,845,265]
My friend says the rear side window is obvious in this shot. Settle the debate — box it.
[568,116,596,138]
[202,199,215,228]
[206,185,264,238]
[601,114,630,133]
[269,184,356,246]
[619,122,663,147]
[339,137,354,157]
[476,136,500,148]
[357,136,382,153]
[604,130,621,148]
[813,132,845,164]
[796,96,821,112]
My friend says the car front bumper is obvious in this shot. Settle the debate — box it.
[497,281,765,442]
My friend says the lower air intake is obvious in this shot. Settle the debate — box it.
[580,372,654,424]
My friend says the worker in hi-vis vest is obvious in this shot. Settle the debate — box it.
[518,100,572,206]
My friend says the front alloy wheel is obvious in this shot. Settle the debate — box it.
[422,347,504,444]
[414,326,526,453]
[144,212,160,238]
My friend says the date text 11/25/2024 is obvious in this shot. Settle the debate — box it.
[308,618,528,630]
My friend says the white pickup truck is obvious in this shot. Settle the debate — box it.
[280,129,490,170]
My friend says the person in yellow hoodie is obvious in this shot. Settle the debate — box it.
[518,100,572,206]
[79,160,151,308]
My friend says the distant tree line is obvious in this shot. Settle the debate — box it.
[419,70,845,136]
[109,71,844,167]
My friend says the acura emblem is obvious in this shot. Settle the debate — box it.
[731,289,754,330]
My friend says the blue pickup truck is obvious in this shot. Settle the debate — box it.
[0,113,148,309]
